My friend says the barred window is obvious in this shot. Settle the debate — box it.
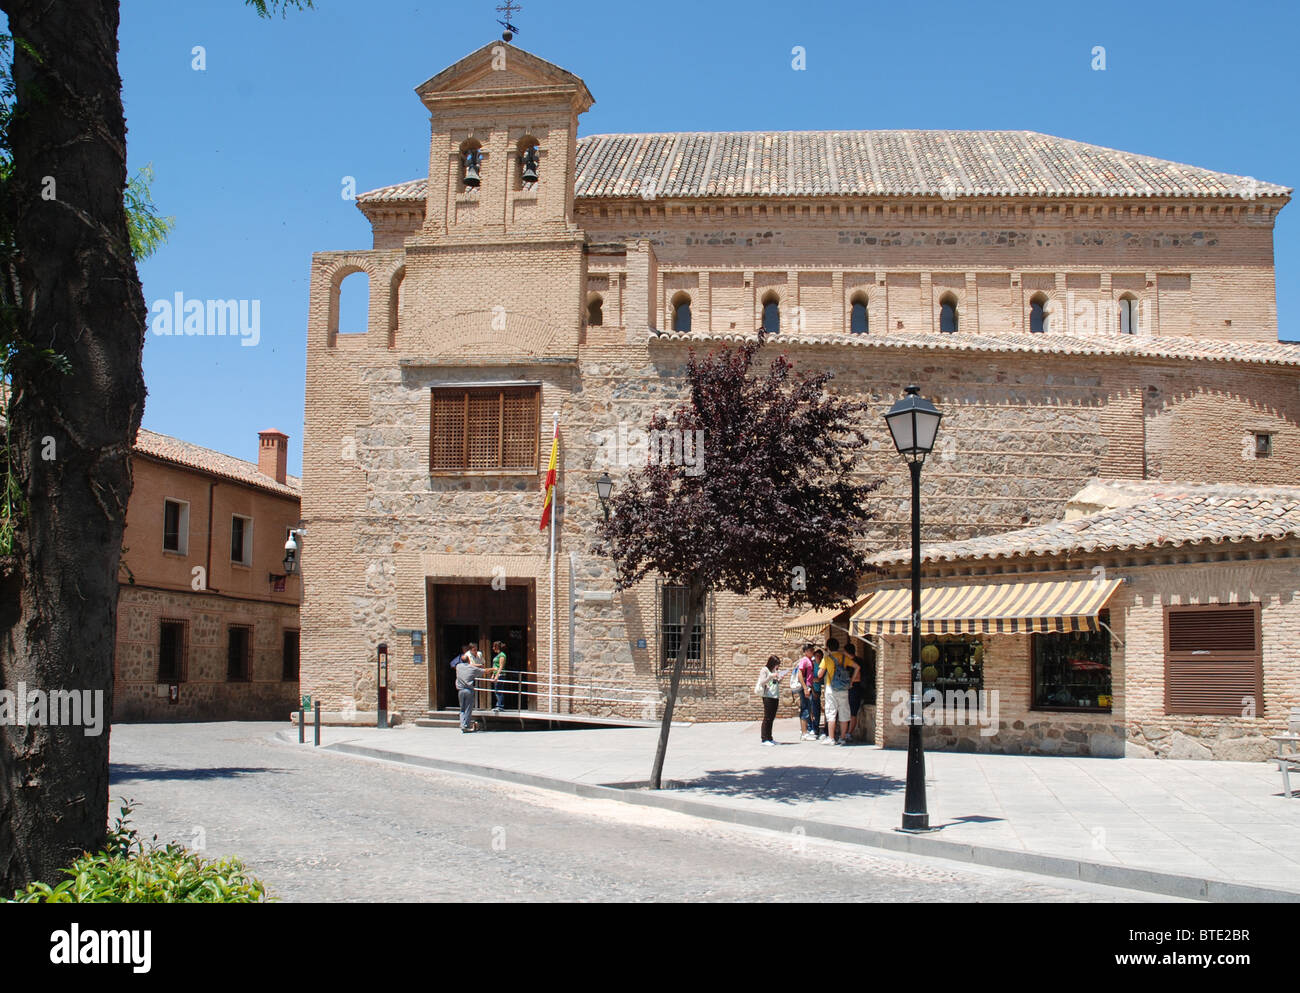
[227,625,252,682]
[430,386,541,472]
[158,621,186,683]
[282,630,300,682]
[656,582,713,677]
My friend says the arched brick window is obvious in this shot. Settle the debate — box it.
[939,294,959,334]
[761,292,781,334]
[460,139,483,189]
[587,294,604,327]
[850,292,869,334]
[672,292,692,332]
[518,137,541,187]
[1118,295,1137,335]
[1030,293,1050,333]
[337,270,370,335]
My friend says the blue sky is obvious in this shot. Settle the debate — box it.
[92,1,1300,473]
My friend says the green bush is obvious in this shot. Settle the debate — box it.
[5,799,270,903]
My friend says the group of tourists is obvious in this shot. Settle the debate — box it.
[754,637,864,746]
[451,642,512,734]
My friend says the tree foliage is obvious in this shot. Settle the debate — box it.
[598,333,879,609]
[596,333,880,786]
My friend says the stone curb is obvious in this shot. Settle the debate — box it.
[281,732,1300,903]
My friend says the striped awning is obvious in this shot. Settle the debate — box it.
[849,578,1123,637]
[784,598,870,641]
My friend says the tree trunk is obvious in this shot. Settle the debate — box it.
[0,0,144,890]
[649,578,704,790]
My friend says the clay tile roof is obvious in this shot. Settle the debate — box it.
[358,130,1290,204]
[868,480,1300,568]
[653,329,1300,369]
[134,428,301,500]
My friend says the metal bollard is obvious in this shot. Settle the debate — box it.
[314,700,321,747]
[299,704,305,744]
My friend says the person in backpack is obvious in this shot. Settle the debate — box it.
[754,655,786,746]
[822,636,857,745]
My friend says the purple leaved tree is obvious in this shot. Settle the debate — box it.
[596,333,880,789]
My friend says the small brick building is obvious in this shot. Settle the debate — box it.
[113,430,302,722]
[854,480,1300,759]
[298,39,1298,747]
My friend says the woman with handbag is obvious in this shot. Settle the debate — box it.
[754,655,787,746]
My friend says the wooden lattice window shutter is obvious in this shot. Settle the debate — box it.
[1164,604,1263,716]
[430,387,540,471]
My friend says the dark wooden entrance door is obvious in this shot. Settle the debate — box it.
[438,623,479,712]
[430,583,532,712]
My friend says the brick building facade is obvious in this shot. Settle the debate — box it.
[299,41,1297,750]
[113,430,302,722]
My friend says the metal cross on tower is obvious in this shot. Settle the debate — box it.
[496,0,521,41]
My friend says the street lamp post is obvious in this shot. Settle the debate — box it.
[596,473,613,521]
[884,385,943,833]
[283,529,304,576]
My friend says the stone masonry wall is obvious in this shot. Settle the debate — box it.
[114,586,300,722]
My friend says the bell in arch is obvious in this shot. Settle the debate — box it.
[521,145,540,185]
[463,149,482,189]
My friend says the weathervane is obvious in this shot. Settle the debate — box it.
[496,0,521,42]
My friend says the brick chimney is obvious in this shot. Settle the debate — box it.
[258,429,289,485]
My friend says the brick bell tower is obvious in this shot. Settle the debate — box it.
[400,41,595,361]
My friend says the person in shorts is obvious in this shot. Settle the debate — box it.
[821,637,856,745]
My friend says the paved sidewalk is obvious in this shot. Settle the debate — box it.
[283,716,1300,901]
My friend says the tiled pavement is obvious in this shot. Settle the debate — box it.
[292,716,1300,900]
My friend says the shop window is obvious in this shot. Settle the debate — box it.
[227,625,252,682]
[282,630,300,682]
[850,293,869,334]
[1033,622,1113,711]
[656,582,713,678]
[158,620,187,684]
[429,386,541,472]
[919,635,984,693]
[1164,604,1262,716]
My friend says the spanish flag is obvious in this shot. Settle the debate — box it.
[539,419,559,532]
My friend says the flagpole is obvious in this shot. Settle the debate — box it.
[549,413,558,714]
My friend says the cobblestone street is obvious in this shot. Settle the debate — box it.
[109,724,1170,902]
